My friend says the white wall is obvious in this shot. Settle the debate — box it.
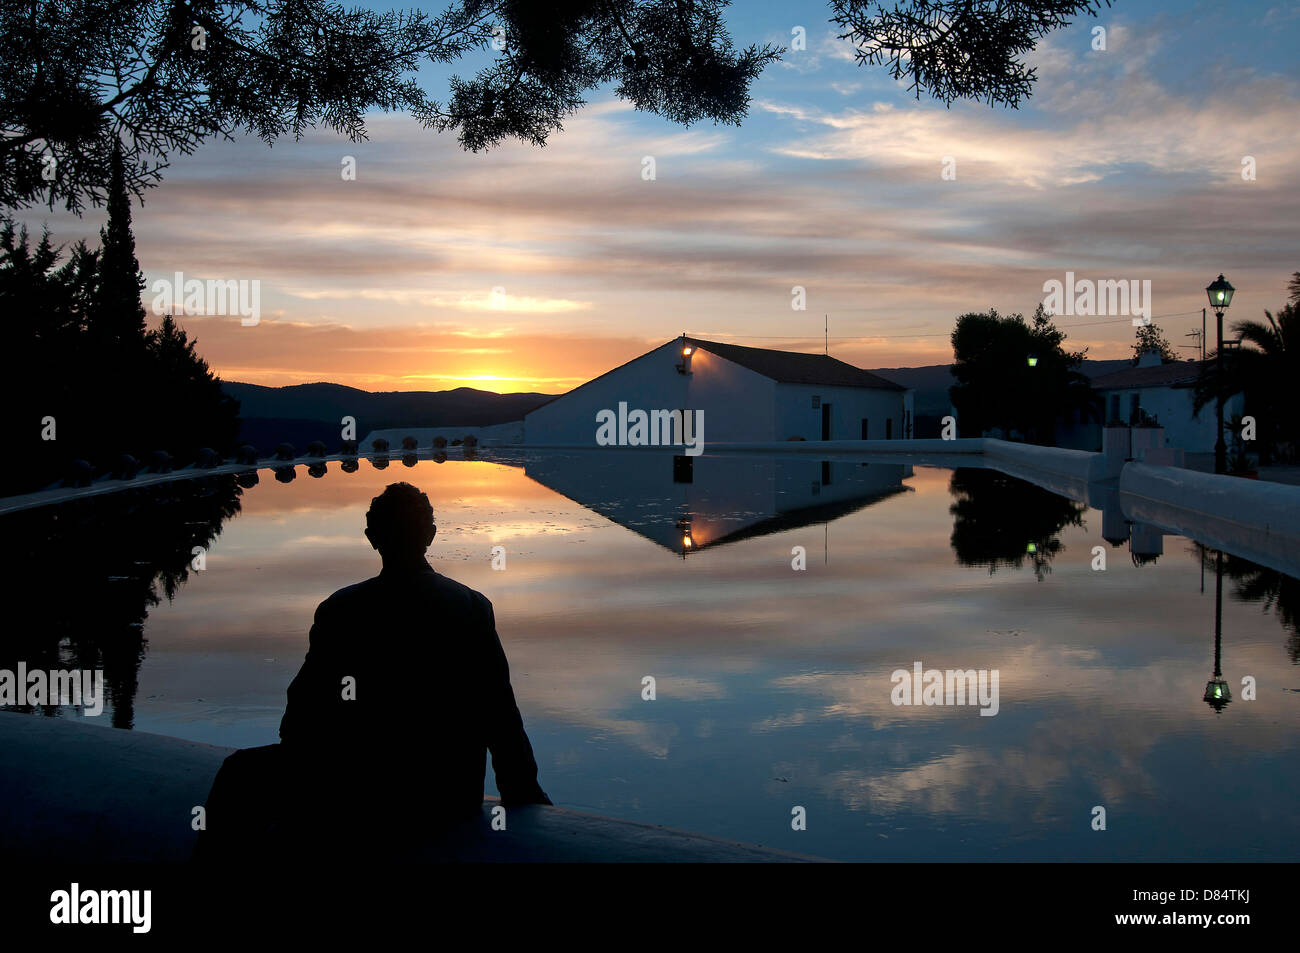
[772,383,907,442]
[524,339,692,446]
[1100,386,1245,453]
[524,341,904,446]
[687,346,776,442]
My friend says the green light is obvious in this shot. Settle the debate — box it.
[1027,542,1037,553]
[1027,356,1038,367]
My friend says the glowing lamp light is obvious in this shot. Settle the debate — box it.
[682,346,693,356]
[682,535,693,548]
[1205,274,1234,312]
[1026,542,1037,553]
[1027,355,1039,367]
[1203,677,1231,712]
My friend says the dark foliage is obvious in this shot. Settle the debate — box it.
[4,0,1098,211]
[1,158,239,495]
[949,304,1097,444]
[948,467,1087,581]
[830,0,1110,107]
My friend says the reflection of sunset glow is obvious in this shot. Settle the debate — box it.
[102,456,1300,860]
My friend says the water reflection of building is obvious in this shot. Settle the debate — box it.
[505,450,911,557]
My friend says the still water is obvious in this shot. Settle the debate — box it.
[3,450,1298,861]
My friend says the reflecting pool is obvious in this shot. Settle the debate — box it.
[2,450,1298,860]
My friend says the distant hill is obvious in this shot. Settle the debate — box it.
[224,361,1138,449]
[868,359,1132,416]
[221,381,553,452]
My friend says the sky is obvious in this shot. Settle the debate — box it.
[17,0,1300,393]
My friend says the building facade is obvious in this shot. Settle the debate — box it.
[523,337,913,447]
[1089,354,1244,454]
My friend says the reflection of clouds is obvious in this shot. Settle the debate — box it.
[279,534,356,548]
[756,635,1297,823]
[121,454,1300,850]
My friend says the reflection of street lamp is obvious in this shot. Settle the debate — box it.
[676,517,692,558]
[1206,275,1235,475]
[1204,549,1232,712]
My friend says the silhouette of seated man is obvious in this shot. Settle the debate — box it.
[195,482,550,862]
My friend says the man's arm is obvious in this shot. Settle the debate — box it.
[279,598,344,750]
[480,598,552,807]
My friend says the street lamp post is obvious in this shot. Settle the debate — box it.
[1205,274,1235,475]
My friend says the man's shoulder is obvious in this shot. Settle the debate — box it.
[314,577,382,616]
[315,570,492,616]
[428,570,493,612]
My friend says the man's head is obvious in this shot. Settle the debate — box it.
[365,482,436,560]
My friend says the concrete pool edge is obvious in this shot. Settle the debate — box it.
[0,713,826,864]
[6,438,1300,576]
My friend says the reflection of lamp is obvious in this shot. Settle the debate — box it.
[1026,541,1037,553]
[1204,549,1232,713]
[1027,354,1038,367]
[676,517,693,558]
[1205,274,1234,475]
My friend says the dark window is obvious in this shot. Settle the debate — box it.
[821,461,831,486]
[1128,393,1140,424]
[886,418,893,440]
[673,455,693,483]
[821,403,832,440]
[860,418,869,440]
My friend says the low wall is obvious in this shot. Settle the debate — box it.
[705,437,989,455]
[0,714,820,863]
[980,439,1109,504]
[1119,463,1300,576]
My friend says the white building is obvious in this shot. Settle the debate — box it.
[1089,352,1244,454]
[524,336,913,447]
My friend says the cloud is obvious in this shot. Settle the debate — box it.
[15,11,1299,380]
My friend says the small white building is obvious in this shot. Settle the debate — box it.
[524,336,913,446]
[1089,353,1244,453]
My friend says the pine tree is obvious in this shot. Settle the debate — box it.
[94,142,147,348]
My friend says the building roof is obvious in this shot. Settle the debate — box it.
[686,337,906,391]
[1090,359,1205,391]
